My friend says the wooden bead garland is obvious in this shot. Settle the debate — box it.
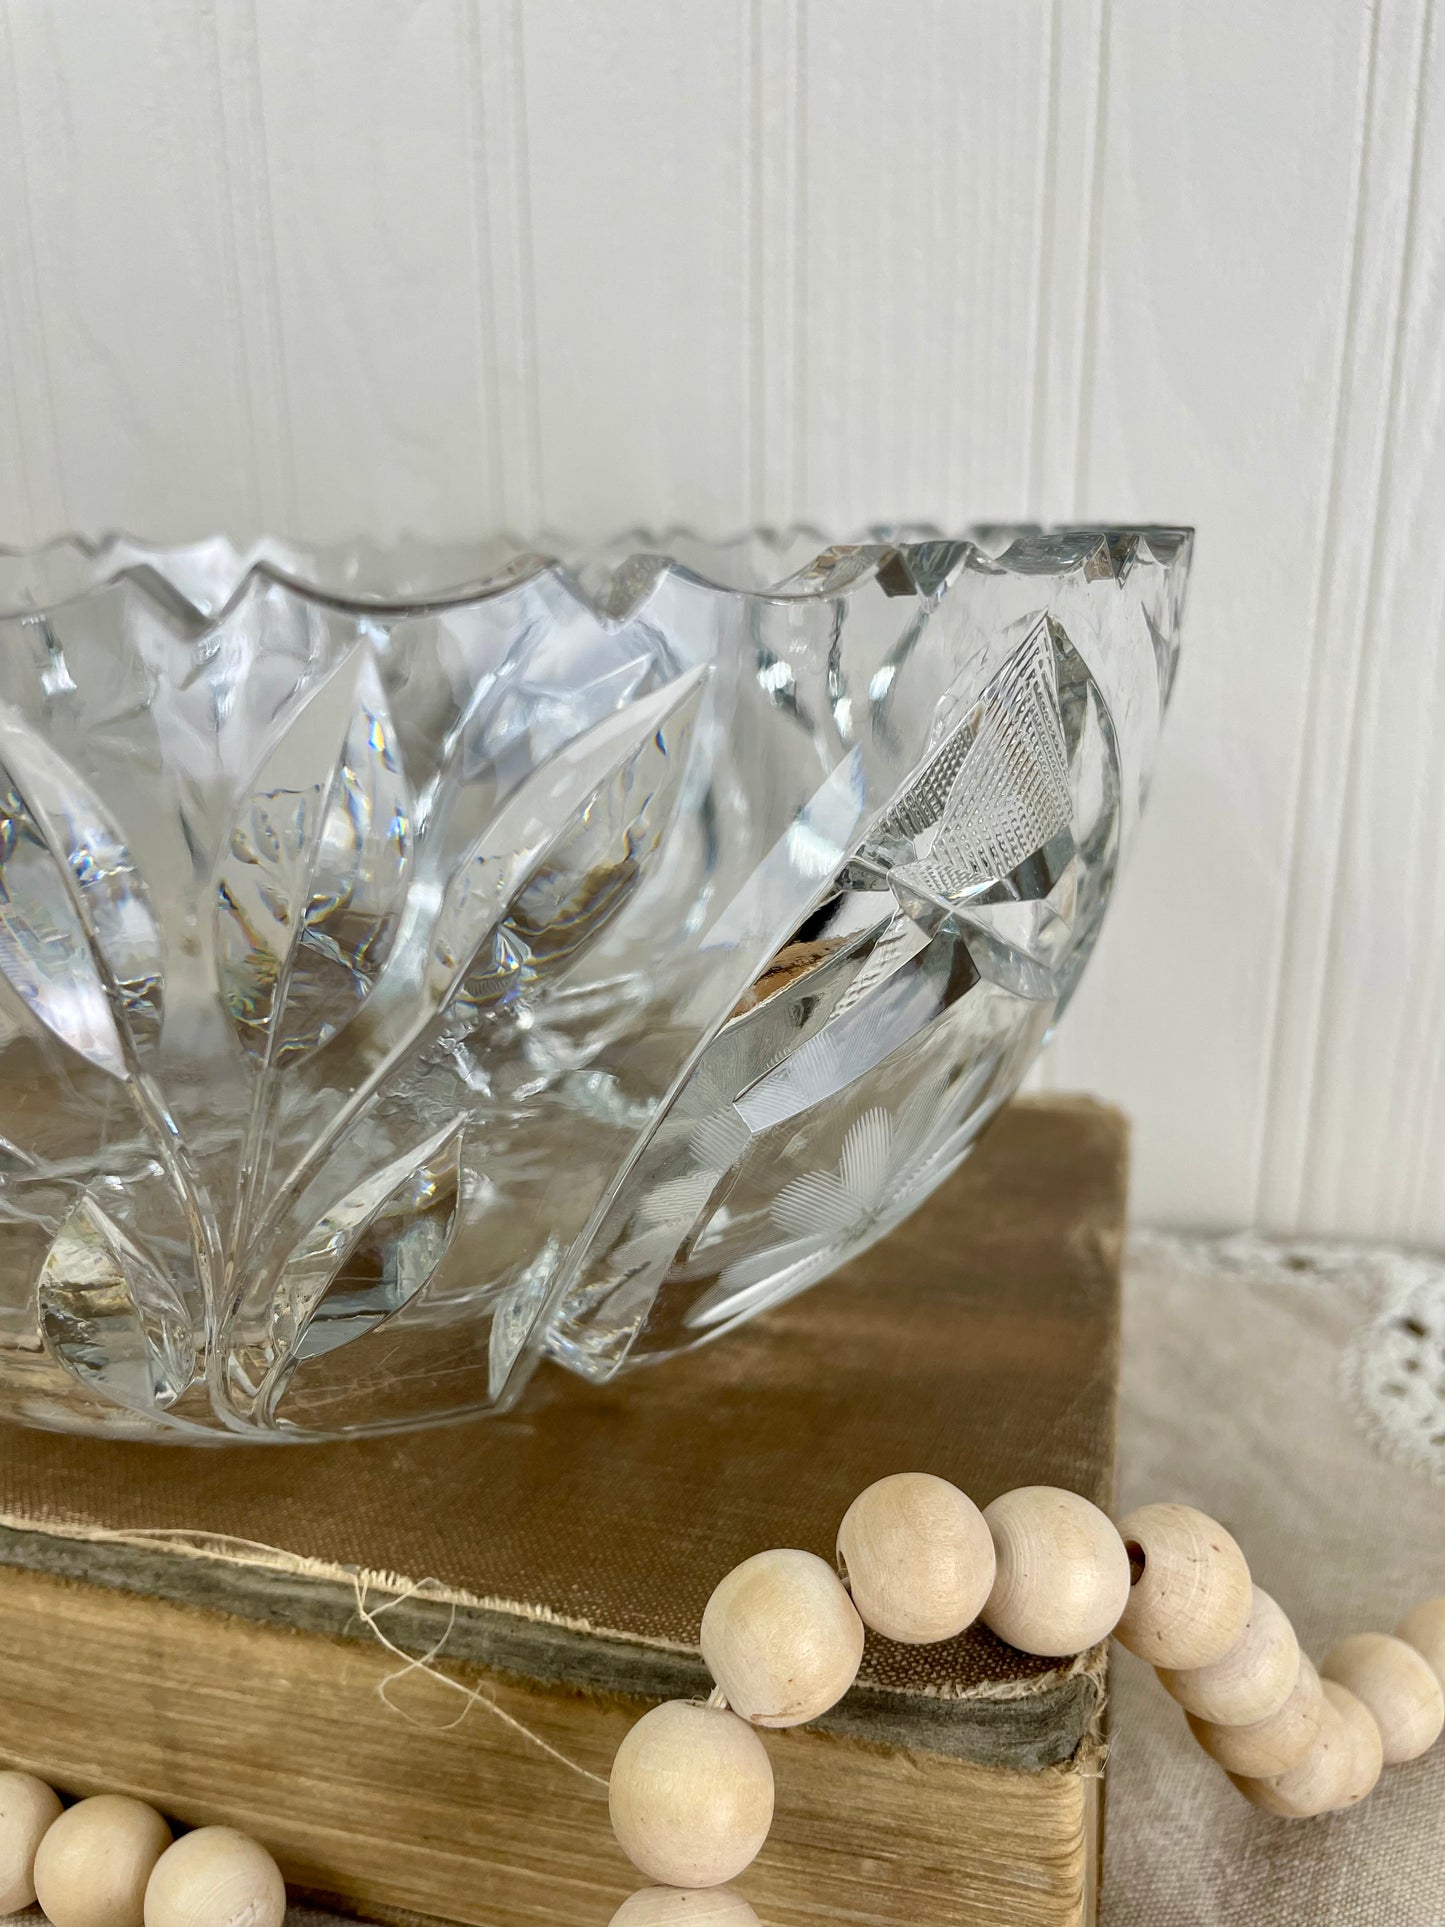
[700,1548,864,1728]
[0,1770,63,1915]
[610,1888,762,1923]
[1230,1679,1383,1819]
[980,1486,1131,1657]
[1227,1686,1360,1819]
[33,1794,173,1927]
[608,1479,1445,1903]
[0,1491,1434,1926]
[1320,1631,1445,1764]
[1186,1654,1325,1777]
[143,1825,287,1927]
[0,1777,290,1927]
[837,1473,995,1645]
[1114,1503,1252,1669]
[1321,1680,1385,1808]
[609,1701,775,1888]
[1157,1585,1299,1725]
[1396,1595,1445,1690]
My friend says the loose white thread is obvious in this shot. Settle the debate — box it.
[350,1570,610,1791]
[22,1524,611,1794]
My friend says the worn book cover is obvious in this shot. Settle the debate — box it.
[0,1094,1126,1926]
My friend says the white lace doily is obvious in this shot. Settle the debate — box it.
[1130,1230,1445,1487]
[1341,1249,1445,1485]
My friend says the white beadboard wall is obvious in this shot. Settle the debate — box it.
[1,0,1442,1240]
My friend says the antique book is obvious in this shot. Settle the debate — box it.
[0,1094,1126,1927]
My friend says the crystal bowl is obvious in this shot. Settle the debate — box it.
[0,525,1190,1440]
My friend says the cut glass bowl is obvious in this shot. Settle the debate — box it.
[0,525,1191,1440]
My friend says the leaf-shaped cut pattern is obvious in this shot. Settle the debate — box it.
[417,578,663,889]
[38,1194,194,1413]
[426,665,708,1019]
[253,1118,465,1417]
[0,702,164,1075]
[215,645,412,1065]
[215,668,710,1416]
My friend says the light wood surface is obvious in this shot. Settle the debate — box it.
[610,1893,761,1925]
[608,1703,773,1889]
[981,1489,1130,1659]
[1320,1682,1384,1809]
[1396,1597,1445,1691]
[1158,1587,1299,1726]
[32,1794,172,1927]
[837,1474,996,1648]
[1186,1657,1324,1779]
[0,1565,1097,1927]
[1227,1692,1357,1821]
[143,1828,287,1927]
[700,1552,863,1730]
[1113,1504,1251,1671]
[0,1770,62,1913]
[1320,1632,1445,1764]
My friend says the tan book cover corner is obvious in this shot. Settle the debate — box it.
[0,1093,1127,1926]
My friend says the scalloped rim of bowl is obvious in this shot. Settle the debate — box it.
[0,523,1194,631]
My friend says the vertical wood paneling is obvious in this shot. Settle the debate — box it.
[1255,0,1435,1233]
[1397,18,1445,1250]
[204,0,294,534]
[1024,0,1113,523]
[460,0,541,537]
[745,0,807,528]
[3,0,1443,1237]
[1301,0,1445,1241]
[0,4,58,541]
[1025,0,1108,1105]
[0,286,30,543]
[518,0,750,537]
[795,0,1054,531]
[1042,0,1371,1228]
[242,0,494,542]
[0,0,252,538]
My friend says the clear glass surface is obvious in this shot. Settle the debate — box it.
[0,525,1191,1439]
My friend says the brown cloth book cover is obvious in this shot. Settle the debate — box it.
[0,1093,1124,1765]
[0,1093,1127,1926]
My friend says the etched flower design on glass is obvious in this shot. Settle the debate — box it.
[0,526,1190,1438]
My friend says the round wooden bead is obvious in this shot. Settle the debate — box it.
[34,1794,172,1927]
[1321,1631,1445,1764]
[143,1827,286,1927]
[610,1889,761,1924]
[0,1770,63,1913]
[1321,1679,1384,1809]
[836,1473,996,1645]
[609,1701,774,1888]
[1227,1688,1358,1819]
[701,1548,864,1727]
[980,1487,1131,1657]
[1113,1503,1252,1669]
[1186,1654,1325,1778]
[1396,1596,1445,1693]
[1158,1585,1298,1725]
